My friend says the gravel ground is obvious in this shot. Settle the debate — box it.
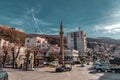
[3,63,120,80]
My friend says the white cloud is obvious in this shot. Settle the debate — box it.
[52,32,59,35]
[50,28,59,31]
[112,12,120,17]
[110,8,120,17]
[15,28,24,32]
[95,23,120,34]
[9,20,25,25]
[26,7,54,26]
[37,18,54,26]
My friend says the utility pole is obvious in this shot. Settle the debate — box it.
[59,21,64,65]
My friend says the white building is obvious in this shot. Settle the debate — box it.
[0,39,9,48]
[16,47,34,69]
[64,49,79,63]
[114,46,120,54]
[67,30,87,56]
[24,36,48,49]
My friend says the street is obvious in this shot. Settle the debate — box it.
[4,63,120,80]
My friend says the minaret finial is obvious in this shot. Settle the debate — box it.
[61,20,62,25]
[60,20,63,31]
[78,27,81,31]
[60,20,64,34]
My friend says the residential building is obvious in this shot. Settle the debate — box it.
[45,44,60,62]
[67,30,87,56]
[24,36,48,49]
[0,39,9,48]
[114,46,120,54]
[64,49,79,63]
[24,36,48,67]
[45,47,79,64]
[16,47,34,70]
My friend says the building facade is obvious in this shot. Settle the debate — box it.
[64,49,79,63]
[0,39,9,48]
[67,30,87,56]
[24,36,48,49]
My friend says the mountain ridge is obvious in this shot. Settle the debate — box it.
[0,25,120,46]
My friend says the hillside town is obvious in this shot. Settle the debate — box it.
[0,21,120,80]
[1,0,120,79]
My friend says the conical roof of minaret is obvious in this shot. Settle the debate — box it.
[60,20,64,34]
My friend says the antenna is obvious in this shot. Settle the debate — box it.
[78,27,81,31]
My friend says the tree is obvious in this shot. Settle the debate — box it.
[49,52,57,61]
[2,44,9,67]
[15,47,21,68]
[25,50,30,71]
[11,46,21,68]
[11,47,15,68]
[33,47,39,67]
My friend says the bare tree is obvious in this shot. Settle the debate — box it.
[11,47,15,68]
[2,44,9,67]
[11,46,21,68]
[12,38,21,69]
[33,50,38,67]
[49,52,57,61]
[25,50,30,71]
[15,47,21,68]
[32,47,39,67]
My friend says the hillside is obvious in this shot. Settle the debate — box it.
[0,25,26,46]
[87,37,120,44]
[27,34,67,46]
[0,25,66,46]
[97,37,120,44]
[0,25,120,47]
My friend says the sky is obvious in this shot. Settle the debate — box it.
[0,0,120,39]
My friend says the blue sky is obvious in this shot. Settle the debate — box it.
[0,0,120,39]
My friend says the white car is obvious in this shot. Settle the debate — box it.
[80,63,86,67]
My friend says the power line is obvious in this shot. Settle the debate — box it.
[31,9,43,34]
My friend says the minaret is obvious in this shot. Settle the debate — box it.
[59,21,64,64]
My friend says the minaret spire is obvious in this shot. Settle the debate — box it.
[59,20,64,65]
[60,20,64,34]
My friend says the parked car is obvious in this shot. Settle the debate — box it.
[0,71,8,80]
[55,64,72,72]
[80,63,86,67]
[0,62,8,80]
[0,63,3,71]
[93,59,120,73]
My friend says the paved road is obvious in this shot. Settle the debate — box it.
[4,63,120,80]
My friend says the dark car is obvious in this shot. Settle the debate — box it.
[0,71,8,80]
[0,62,8,80]
[55,64,72,72]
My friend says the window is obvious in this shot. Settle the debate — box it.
[84,34,86,37]
[29,60,31,64]
[37,41,40,43]
[77,33,79,37]
[3,42,7,44]
[27,40,29,43]
[43,41,46,43]
[71,33,73,38]
[42,45,44,47]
